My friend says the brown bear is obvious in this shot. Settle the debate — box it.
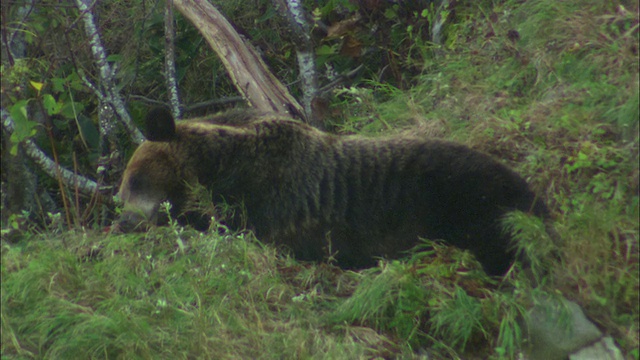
[116,108,551,276]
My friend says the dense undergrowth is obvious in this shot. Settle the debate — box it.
[2,0,638,359]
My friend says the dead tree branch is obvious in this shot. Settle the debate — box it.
[74,0,139,224]
[2,109,99,195]
[172,0,305,120]
[75,0,145,144]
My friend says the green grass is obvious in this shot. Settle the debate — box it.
[1,228,376,359]
[0,228,532,359]
[2,0,638,358]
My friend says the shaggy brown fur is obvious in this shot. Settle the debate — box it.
[116,109,550,276]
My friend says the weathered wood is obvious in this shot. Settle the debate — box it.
[173,0,305,121]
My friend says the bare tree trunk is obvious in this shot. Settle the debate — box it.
[172,0,305,121]
[75,0,144,225]
[75,0,145,144]
[273,0,323,128]
[164,0,182,120]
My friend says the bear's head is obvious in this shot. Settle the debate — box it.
[115,109,195,231]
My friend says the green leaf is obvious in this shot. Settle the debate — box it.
[384,6,398,20]
[9,100,39,144]
[77,114,100,150]
[316,45,336,56]
[42,94,62,115]
[51,77,66,93]
[10,100,28,122]
[60,101,85,119]
[66,72,85,91]
[30,80,44,92]
[106,54,123,62]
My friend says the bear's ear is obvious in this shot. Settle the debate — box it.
[145,107,176,141]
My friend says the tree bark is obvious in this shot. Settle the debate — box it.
[164,0,182,120]
[273,0,322,127]
[172,0,305,121]
[75,0,145,144]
